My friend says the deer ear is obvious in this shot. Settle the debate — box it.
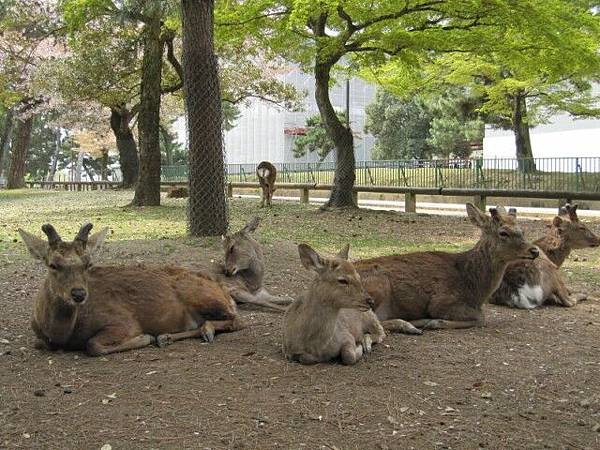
[241,216,260,234]
[336,243,350,260]
[508,208,517,217]
[553,216,564,227]
[298,244,325,272]
[19,229,49,261]
[87,227,108,256]
[466,203,489,228]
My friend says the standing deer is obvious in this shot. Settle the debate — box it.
[490,204,599,308]
[283,244,385,365]
[355,203,540,333]
[215,217,292,311]
[256,161,276,208]
[19,223,244,356]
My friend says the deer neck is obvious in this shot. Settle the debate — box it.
[296,287,341,343]
[36,278,79,346]
[461,239,509,306]
[534,231,570,267]
[237,254,264,293]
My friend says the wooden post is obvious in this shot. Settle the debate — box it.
[352,190,358,205]
[226,183,233,198]
[300,187,309,204]
[473,194,486,211]
[405,192,416,213]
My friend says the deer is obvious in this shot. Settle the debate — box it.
[19,223,245,356]
[213,217,292,311]
[256,161,276,208]
[489,204,599,309]
[282,244,385,365]
[354,203,540,334]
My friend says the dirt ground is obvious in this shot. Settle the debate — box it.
[1,211,600,450]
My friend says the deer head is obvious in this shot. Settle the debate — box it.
[466,203,539,263]
[19,223,108,305]
[553,204,599,249]
[298,243,374,311]
[221,217,262,276]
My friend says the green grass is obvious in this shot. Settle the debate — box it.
[2,188,599,286]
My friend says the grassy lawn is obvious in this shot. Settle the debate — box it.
[2,188,599,283]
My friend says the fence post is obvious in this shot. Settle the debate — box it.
[300,187,309,204]
[405,192,416,213]
[473,194,486,211]
[227,183,233,198]
[352,190,358,205]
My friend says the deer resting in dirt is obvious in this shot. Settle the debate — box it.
[282,244,385,365]
[20,223,244,356]
[355,203,540,334]
[214,217,292,311]
[490,204,599,309]
[256,161,276,208]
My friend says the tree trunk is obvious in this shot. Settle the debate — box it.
[6,116,33,189]
[82,159,95,182]
[314,62,356,207]
[47,128,60,182]
[75,151,84,182]
[101,148,108,180]
[132,13,163,206]
[109,106,139,188]
[182,0,228,235]
[0,108,14,177]
[512,93,536,173]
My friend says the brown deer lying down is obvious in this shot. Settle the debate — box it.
[214,217,292,311]
[256,161,276,208]
[283,244,385,365]
[490,204,599,309]
[19,224,244,356]
[355,203,540,333]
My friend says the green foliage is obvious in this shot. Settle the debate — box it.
[292,113,345,161]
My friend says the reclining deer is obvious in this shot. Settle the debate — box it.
[283,244,385,365]
[355,203,539,334]
[19,223,244,356]
[214,217,292,311]
[490,204,599,309]
[256,161,276,208]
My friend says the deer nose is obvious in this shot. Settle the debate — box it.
[529,247,540,259]
[71,288,87,303]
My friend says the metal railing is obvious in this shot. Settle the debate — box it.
[161,157,600,193]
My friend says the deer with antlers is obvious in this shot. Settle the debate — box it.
[490,204,599,308]
[283,244,384,365]
[355,204,540,333]
[19,224,245,356]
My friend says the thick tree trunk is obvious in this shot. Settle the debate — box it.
[47,129,60,182]
[132,14,163,206]
[182,0,228,235]
[512,93,536,173]
[314,63,356,207]
[109,106,139,188]
[100,148,108,181]
[0,108,14,177]
[6,116,33,189]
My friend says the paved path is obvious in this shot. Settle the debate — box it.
[235,194,600,218]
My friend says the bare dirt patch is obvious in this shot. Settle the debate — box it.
[1,210,600,449]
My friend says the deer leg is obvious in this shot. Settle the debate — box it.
[419,318,485,330]
[87,330,155,356]
[363,310,386,343]
[259,186,266,208]
[383,319,423,335]
[156,322,216,347]
[340,341,363,365]
[230,288,286,312]
[256,288,294,305]
[550,275,577,307]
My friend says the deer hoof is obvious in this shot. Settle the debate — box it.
[200,322,215,343]
[573,293,588,303]
[362,334,373,353]
[422,319,443,330]
[156,334,173,348]
[407,326,424,335]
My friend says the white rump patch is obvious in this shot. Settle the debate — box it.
[257,168,270,178]
[510,284,544,309]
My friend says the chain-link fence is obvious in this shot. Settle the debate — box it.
[182,0,228,236]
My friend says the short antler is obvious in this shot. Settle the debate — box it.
[75,223,94,246]
[41,224,62,248]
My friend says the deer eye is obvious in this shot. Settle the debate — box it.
[337,278,349,285]
[48,263,60,270]
[499,230,510,238]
